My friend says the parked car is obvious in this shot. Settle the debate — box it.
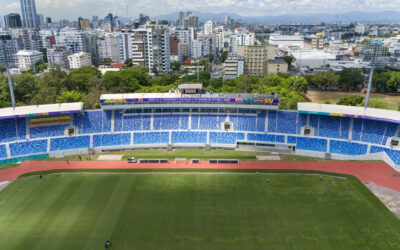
[127,157,137,163]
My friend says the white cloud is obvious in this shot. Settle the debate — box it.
[0,0,399,20]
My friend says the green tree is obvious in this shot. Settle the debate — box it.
[125,59,133,67]
[0,65,6,74]
[337,96,364,106]
[103,71,123,92]
[283,56,294,68]
[84,77,105,109]
[170,61,181,72]
[57,90,85,103]
[0,75,11,108]
[68,66,101,93]
[307,72,339,90]
[372,68,391,93]
[386,72,400,92]
[235,75,257,93]
[101,58,112,66]
[338,68,364,91]
[207,78,223,92]
[32,66,69,104]
[40,48,48,63]
[151,64,159,76]
[14,73,37,104]
[220,51,228,63]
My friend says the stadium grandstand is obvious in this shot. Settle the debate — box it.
[0,84,399,171]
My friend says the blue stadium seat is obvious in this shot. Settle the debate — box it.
[230,115,257,132]
[309,115,319,135]
[133,132,169,144]
[317,116,340,139]
[192,115,226,130]
[0,119,18,143]
[360,120,386,144]
[93,133,131,147]
[121,115,151,131]
[154,115,188,130]
[30,124,67,139]
[277,111,297,134]
[330,140,368,155]
[295,137,327,152]
[296,114,307,134]
[247,133,285,143]
[16,118,27,140]
[50,136,90,151]
[287,136,297,144]
[114,111,123,132]
[381,123,398,145]
[209,132,245,144]
[171,131,207,143]
[9,139,48,156]
[339,118,351,140]
[256,111,266,132]
[370,146,400,165]
[0,144,7,159]
[74,110,111,134]
[351,119,363,141]
[267,111,278,133]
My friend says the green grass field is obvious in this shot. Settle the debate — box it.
[0,172,399,249]
[307,90,400,110]
[39,149,332,162]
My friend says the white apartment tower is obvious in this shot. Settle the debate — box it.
[68,52,92,69]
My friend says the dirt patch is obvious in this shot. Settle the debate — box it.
[97,155,123,161]
[256,155,281,161]
[0,181,11,192]
[365,183,400,219]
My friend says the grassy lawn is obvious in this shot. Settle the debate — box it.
[37,149,329,162]
[307,90,400,110]
[0,173,399,249]
[0,163,20,171]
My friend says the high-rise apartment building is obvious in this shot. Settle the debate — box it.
[0,31,19,67]
[80,19,90,30]
[16,50,43,71]
[143,23,170,73]
[237,45,276,77]
[178,11,185,27]
[183,14,199,29]
[204,20,214,36]
[4,13,22,28]
[304,36,325,50]
[47,45,73,69]
[20,0,39,29]
[57,28,89,53]
[68,52,91,69]
[223,54,244,79]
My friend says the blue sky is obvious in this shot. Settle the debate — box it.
[0,0,399,20]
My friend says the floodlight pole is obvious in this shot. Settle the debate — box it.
[364,43,378,109]
[2,41,16,108]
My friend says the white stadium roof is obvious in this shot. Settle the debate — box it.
[298,103,400,124]
[100,93,181,100]
[0,102,83,120]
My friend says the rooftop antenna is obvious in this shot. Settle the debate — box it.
[364,40,384,109]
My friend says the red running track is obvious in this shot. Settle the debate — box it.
[1,161,400,192]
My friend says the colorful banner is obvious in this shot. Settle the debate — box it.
[100,97,279,105]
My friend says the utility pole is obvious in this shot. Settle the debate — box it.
[364,40,381,109]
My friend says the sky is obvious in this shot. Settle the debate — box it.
[0,0,400,20]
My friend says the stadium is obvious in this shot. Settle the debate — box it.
[0,83,400,249]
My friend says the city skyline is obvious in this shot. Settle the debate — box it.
[0,0,400,21]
